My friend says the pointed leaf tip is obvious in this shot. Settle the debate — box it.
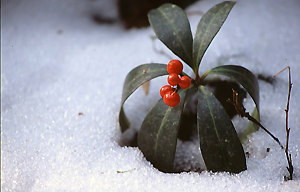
[148,4,193,69]
[193,1,236,72]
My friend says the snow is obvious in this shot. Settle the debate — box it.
[1,0,300,191]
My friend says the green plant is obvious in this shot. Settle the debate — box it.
[119,1,260,173]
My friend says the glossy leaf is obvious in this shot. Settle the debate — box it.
[197,86,247,173]
[148,4,193,68]
[203,65,260,136]
[138,89,189,172]
[193,1,236,72]
[119,63,168,132]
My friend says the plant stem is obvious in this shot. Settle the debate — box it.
[195,72,200,84]
[273,66,293,181]
[151,35,173,60]
[243,111,284,149]
[229,83,294,180]
[197,70,209,86]
[229,90,284,148]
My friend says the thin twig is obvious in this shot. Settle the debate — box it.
[273,66,293,181]
[151,36,173,60]
[227,90,284,149]
[229,67,294,180]
[117,168,136,173]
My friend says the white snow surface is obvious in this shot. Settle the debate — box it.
[2,0,300,191]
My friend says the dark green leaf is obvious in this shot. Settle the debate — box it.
[119,63,168,132]
[203,65,260,137]
[197,86,246,173]
[138,89,189,172]
[193,1,236,72]
[148,4,193,68]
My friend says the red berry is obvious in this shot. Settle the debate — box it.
[167,73,180,86]
[167,59,183,75]
[160,85,174,98]
[163,91,180,107]
[179,76,191,89]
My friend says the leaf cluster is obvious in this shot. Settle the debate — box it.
[119,1,260,173]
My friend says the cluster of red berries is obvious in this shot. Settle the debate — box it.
[160,59,191,107]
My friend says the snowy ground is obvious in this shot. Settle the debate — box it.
[2,0,300,191]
